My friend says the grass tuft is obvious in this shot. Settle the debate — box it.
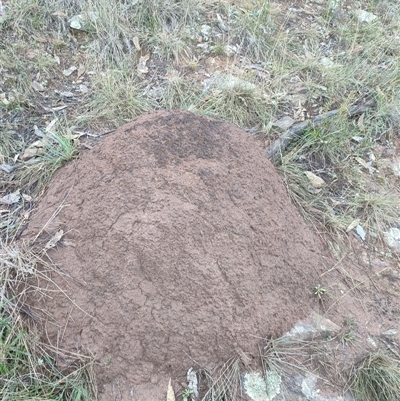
[201,357,240,401]
[77,69,154,127]
[195,73,270,128]
[348,352,400,401]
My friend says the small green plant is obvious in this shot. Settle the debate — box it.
[182,387,193,401]
[313,284,327,299]
[339,329,356,347]
[348,352,400,401]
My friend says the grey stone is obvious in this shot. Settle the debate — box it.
[284,312,341,341]
[381,329,398,337]
[384,228,400,252]
[354,10,377,23]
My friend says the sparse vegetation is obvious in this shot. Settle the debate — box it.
[1,0,400,399]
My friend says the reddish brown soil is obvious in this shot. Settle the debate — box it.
[25,110,337,400]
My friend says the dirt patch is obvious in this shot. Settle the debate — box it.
[25,110,335,400]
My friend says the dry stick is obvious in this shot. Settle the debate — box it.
[265,99,377,162]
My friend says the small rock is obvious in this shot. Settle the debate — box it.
[391,158,400,177]
[68,12,98,31]
[34,125,44,137]
[301,372,318,399]
[0,164,16,173]
[60,91,74,98]
[367,336,377,348]
[305,171,325,188]
[384,228,400,252]
[355,225,366,241]
[354,10,377,23]
[319,57,335,68]
[372,259,388,268]
[284,312,341,341]
[32,81,45,91]
[20,147,39,161]
[79,84,89,93]
[0,189,21,205]
[381,329,398,337]
[273,116,295,130]
[63,66,77,76]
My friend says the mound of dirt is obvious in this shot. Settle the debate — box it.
[25,111,332,400]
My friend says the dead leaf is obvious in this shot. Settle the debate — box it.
[52,11,68,17]
[51,105,68,112]
[346,219,360,232]
[1,93,9,105]
[137,54,150,74]
[0,190,21,205]
[46,118,58,133]
[22,193,33,202]
[34,125,44,137]
[304,171,325,188]
[133,36,141,51]
[357,113,365,132]
[63,66,77,76]
[350,44,364,56]
[60,91,74,98]
[355,157,375,174]
[77,63,86,79]
[44,230,64,251]
[32,81,45,92]
[167,378,175,401]
[26,49,38,59]
[33,36,48,43]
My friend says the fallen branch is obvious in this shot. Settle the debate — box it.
[265,99,376,162]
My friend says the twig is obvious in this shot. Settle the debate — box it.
[265,99,376,162]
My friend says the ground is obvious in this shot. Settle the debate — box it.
[0,1,399,401]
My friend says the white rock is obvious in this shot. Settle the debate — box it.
[355,10,377,23]
[384,228,400,252]
[284,312,341,341]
